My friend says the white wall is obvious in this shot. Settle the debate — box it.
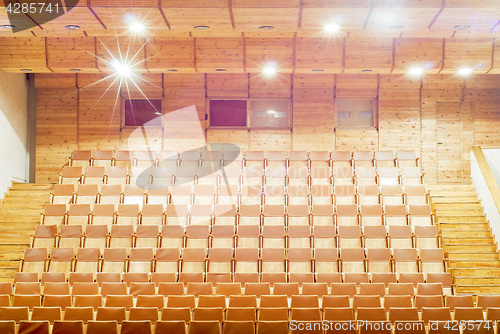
[484,149,500,188]
[471,151,500,251]
[0,70,29,199]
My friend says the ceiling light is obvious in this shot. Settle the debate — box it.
[259,25,274,30]
[21,69,32,73]
[263,63,277,76]
[313,69,324,73]
[70,69,81,72]
[389,25,404,29]
[0,24,15,29]
[194,25,209,30]
[458,67,473,76]
[111,59,131,77]
[455,25,470,30]
[267,110,276,114]
[129,22,145,33]
[166,69,178,72]
[324,23,340,33]
[361,69,373,73]
[409,67,424,76]
[65,24,80,30]
[215,69,226,72]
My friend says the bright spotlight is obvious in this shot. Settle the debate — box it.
[409,67,424,77]
[458,67,473,76]
[112,59,131,77]
[129,22,145,33]
[263,63,277,76]
[324,23,340,33]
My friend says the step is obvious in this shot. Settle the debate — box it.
[431,197,480,203]
[444,244,498,252]
[447,252,499,260]
[442,236,495,244]
[438,222,490,230]
[447,259,500,268]
[436,216,486,223]
[441,230,492,238]
[435,209,485,216]
[10,183,53,190]
[449,268,500,277]
[434,203,482,210]
[454,276,500,285]
[455,285,500,294]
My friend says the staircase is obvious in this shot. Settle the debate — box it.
[428,184,500,294]
[0,183,53,282]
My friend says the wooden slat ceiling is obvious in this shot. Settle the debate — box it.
[0,0,499,73]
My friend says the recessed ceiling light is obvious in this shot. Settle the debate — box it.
[409,67,424,76]
[111,59,131,77]
[65,24,80,30]
[129,22,145,33]
[361,69,373,73]
[166,69,178,72]
[313,69,324,73]
[458,67,473,76]
[194,25,209,30]
[324,23,340,33]
[259,25,274,30]
[455,25,470,30]
[0,24,15,29]
[21,69,32,73]
[215,69,226,72]
[70,69,81,72]
[263,63,277,76]
[389,25,404,29]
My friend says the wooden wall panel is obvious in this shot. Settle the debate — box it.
[295,38,344,73]
[292,85,335,150]
[78,87,121,151]
[145,37,195,72]
[335,127,378,151]
[442,38,493,74]
[394,38,443,74]
[207,129,250,151]
[250,129,292,150]
[378,89,421,153]
[0,37,48,72]
[36,88,78,182]
[336,74,378,98]
[344,39,393,74]
[245,37,294,72]
[196,38,244,72]
[163,74,206,151]
[467,89,500,148]
[96,36,146,71]
[249,73,291,98]
[206,73,248,98]
[46,37,98,71]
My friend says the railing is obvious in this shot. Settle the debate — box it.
[11,176,27,183]
[471,146,500,250]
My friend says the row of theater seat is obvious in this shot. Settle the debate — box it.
[2,317,500,334]
[3,304,500,322]
[33,224,440,251]
[50,184,429,208]
[41,203,434,227]
[59,166,423,188]
[12,272,452,290]
[20,247,446,276]
[2,281,457,299]
[70,150,420,169]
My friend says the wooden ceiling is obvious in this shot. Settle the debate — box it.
[0,0,499,73]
